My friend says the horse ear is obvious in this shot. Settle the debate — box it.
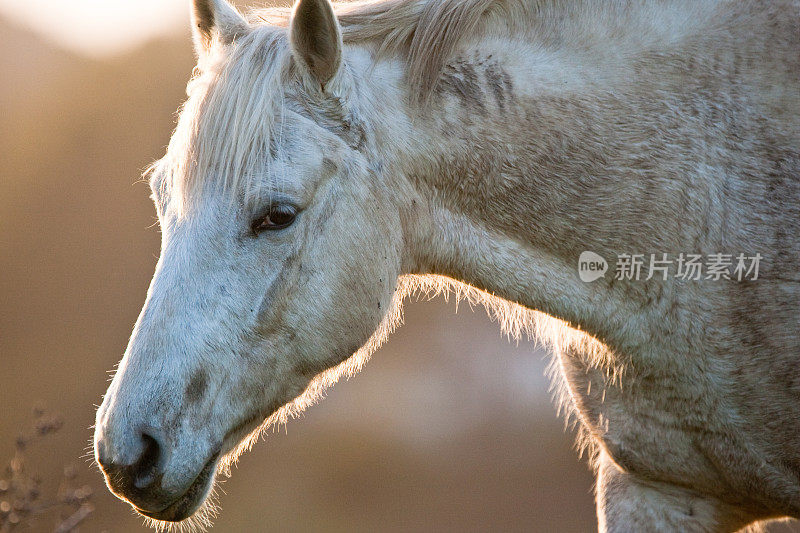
[289,0,343,87]
[192,0,249,55]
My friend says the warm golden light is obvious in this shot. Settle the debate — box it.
[0,0,187,56]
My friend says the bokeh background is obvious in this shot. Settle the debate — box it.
[0,2,796,532]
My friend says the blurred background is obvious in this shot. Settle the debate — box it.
[0,1,796,532]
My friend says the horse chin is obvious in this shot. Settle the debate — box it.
[135,455,219,523]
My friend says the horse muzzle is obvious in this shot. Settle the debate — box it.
[95,424,220,521]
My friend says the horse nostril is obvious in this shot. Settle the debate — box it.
[131,432,162,488]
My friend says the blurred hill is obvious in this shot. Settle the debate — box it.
[0,14,794,533]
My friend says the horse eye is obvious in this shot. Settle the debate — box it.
[251,205,297,233]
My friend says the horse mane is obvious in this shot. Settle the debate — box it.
[345,0,500,99]
[254,0,501,100]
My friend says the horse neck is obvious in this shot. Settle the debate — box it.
[351,2,730,353]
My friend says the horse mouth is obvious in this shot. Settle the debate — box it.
[134,453,219,522]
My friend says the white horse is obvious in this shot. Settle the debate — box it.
[94,0,800,530]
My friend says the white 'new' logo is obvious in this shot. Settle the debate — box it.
[578,251,608,282]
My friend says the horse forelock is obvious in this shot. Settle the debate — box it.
[153,26,292,215]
